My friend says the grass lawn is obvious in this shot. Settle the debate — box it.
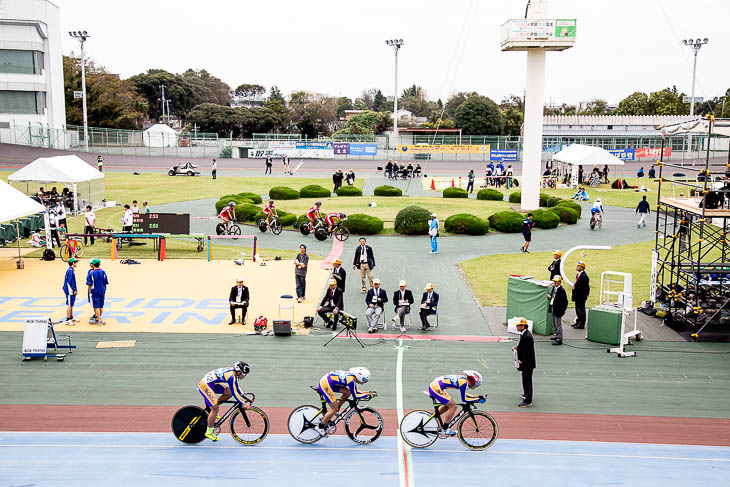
[461,239,655,309]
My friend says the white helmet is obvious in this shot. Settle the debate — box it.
[349,367,371,384]
[596,198,602,203]
[463,370,483,388]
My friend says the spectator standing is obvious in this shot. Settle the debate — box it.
[520,213,535,253]
[63,257,79,325]
[265,155,273,174]
[365,278,388,333]
[548,276,568,345]
[331,258,346,293]
[648,165,656,179]
[86,258,108,325]
[228,276,249,325]
[294,244,309,303]
[466,170,475,194]
[318,279,344,329]
[571,261,590,329]
[142,201,151,213]
[83,205,96,246]
[54,200,67,231]
[48,210,61,248]
[283,155,290,175]
[97,155,103,172]
[603,164,610,184]
[506,165,514,189]
[578,165,584,184]
[131,200,140,214]
[419,283,439,330]
[385,160,393,179]
[121,204,133,233]
[352,237,375,293]
[512,318,535,407]
[548,250,562,279]
[392,280,414,333]
[636,195,651,228]
[212,159,217,180]
[345,169,356,186]
[429,213,439,254]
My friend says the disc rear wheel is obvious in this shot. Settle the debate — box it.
[171,406,207,444]
[287,405,324,444]
[399,409,439,448]
[230,406,270,445]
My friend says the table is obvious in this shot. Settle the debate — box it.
[506,276,553,335]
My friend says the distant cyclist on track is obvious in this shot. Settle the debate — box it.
[427,371,486,437]
[317,367,373,434]
[219,202,236,229]
[306,201,323,229]
[591,198,604,224]
[325,212,347,234]
[198,361,250,442]
[262,200,278,225]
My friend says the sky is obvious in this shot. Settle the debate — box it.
[54,0,729,106]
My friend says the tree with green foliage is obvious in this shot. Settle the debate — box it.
[648,86,689,115]
[453,94,504,135]
[501,108,523,136]
[615,91,650,115]
[234,83,266,100]
[579,99,611,115]
[337,110,391,134]
[444,92,471,118]
[373,90,387,112]
[335,97,354,119]
[263,86,289,132]
[288,93,337,138]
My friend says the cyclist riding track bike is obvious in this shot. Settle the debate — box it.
[198,361,250,441]
[262,200,278,224]
[306,202,323,228]
[220,202,236,225]
[325,212,347,233]
[317,367,372,434]
[428,370,485,436]
[590,198,604,229]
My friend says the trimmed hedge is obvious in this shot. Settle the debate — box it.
[546,196,563,207]
[476,188,503,201]
[549,205,579,224]
[395,206,431,235]
[268,186,300,200]
[508,191,521,204]
[336,186,363,196]
[235,203,263,222]
[239,192,263,204]
[215,196,253,214]
[344,214,384,235]
[488,211,524,233]
[531,209,561,229]
[299,185,331,198]
[296,214,309,228]
[443,187,468,198]
[444,213,489,235]
[555,200,582,218]
[539,193,551,207]
[373,185,403,197]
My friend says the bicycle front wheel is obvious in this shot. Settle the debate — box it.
[287,405,324,444]
[271,222,283,235]
[230,223,242,239]
[344,406,383,444]
[334,226,350,241]
[457,410,498,451]
[399,409,439,449]
[230,406,269,445]
[171,405,207,444]
[60,244,70,262]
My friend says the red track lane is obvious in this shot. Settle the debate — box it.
[2,405,729,446]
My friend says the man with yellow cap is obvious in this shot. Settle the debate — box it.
[331,259,346,293]
[512,317,535,407]
[419,283,439,330]
[548,250,562,280]
[547,275,568,345]
[365,278,388,333]
[571,261,590,329]
[318,278,344,329]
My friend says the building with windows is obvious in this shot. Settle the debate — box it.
[0,0,65,146]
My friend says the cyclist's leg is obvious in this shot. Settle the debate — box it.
[208,389,232,427]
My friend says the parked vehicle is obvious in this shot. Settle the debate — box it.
[168,162,200,176]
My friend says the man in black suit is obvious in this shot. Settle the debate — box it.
[548,276,568,345]
[365,278,388,333]
[548,250,562,280]
[229,277,250,325]
[571,261,590,329]
[418,283,439,330]
[391,280,414,333]
[331,258,346,293]
[318,279,344,329]
[352,237,376,293]
[512,318,535,407]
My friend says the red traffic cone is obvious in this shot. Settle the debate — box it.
[430,179,435,190]
[451,178,454,187]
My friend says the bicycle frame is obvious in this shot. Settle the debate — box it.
[207,393,256,429]
[428,400,479,431]
[311,387,368,428]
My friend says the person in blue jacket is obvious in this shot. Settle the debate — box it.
[63,257,79,325]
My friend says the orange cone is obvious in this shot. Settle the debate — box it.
[430,179,435,190]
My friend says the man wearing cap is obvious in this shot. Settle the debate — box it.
[62,257,79,325]
[86,259,109,325]
[365,278,388,333]
[547,276,568,345]
[331,259,346,293]
[512,317,535,407]
[294,244,309,303]
[419,283,439,330]
[428,213,439,254]
[520,213,535,253]
[572,261,590,329]
[228,277,250,325]
[548,250,562,280]
[392,280,414,333]
[318,279,344,329]
[353,237,376,293]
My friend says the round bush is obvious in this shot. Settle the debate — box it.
[336,186,363,196]
[531,209,561,229]
[549,206,579,224]
[215,197,253,214]
[539,193,551,207]
[235,203,262,222]
[555,200,582,218]
[444,213,489,235]
[268,186,300,200]
[395,206,432,235]
[508,191,521,204]
[344,214,384,235]
[546,196,563,207]
[238,192,263,204]
[476,188,503,201]
[488,211,524,233]
[299,185,331,198]
[373,185,403,197]
[443,187,468,198]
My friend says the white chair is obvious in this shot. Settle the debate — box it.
[278,294,295,321]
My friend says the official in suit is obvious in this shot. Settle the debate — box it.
[352,237,376,293]
[547,276,568,345]
[512,318,536,407]
[548,250,562,280]
[418,283,439,330]
[571,261,590,329]
[331,258,346,293]
[391,280,414,332]
[318,279,344,329]
[229,277,250,325]
[365,278,388,333]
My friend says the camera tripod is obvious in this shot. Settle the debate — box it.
[323,312,364,348]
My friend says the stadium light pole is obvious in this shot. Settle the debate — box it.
[682,37,708,163]
[69,30,90,152]
[386,39,404,152]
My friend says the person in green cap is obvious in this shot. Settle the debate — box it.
[63,257,79,325]
[86,258,109,325]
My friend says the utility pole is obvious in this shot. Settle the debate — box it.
[69,31,90,151]
[159,83,167,123]
[386,39,404,152]
[682,37,708,162]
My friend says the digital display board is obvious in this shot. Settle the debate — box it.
[132,213,190,235]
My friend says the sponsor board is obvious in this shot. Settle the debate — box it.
[399,144,490,154]
[490,149,518,161]
[334,142,378,156]
[636,148,672,158]
[248,148,334,159]
[607,149,636,161]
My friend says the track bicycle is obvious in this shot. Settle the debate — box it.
[216,218,242,238]
[287,386,383,444]
[60,236,84,262]
[589,212,603,230]
[171,393,269,445]
[298,218,320,236]
[257,216,283,235]
[313,220,350,242]
[399,396,498,451]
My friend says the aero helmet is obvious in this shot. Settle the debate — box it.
[349,367,371,384]
[463,370,483,388]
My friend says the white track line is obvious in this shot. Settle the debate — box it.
[395,338,415,487]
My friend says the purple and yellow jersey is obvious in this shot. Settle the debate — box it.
[428,375,480,405]
[318,370,369,404]
[197,367,246,408]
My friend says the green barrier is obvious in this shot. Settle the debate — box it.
[587,306,623,346]
[506,276,554,335]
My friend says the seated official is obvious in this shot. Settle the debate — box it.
[318,279,344,329]
[229,277,250,325]
[365,278,388,333]
[391,280,414,333]
[418,283,439,330]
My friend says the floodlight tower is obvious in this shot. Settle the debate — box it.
[386,39,404,151]
[69,30,90,151]
[501,1,576,210]
[682,37,708,160]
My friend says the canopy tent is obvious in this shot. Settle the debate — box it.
[551,144,626,167]
[0,179,44,223]
[8,155,105,213]
[143,123,178,147]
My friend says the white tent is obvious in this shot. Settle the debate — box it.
[552,144,626,167]
[0,179,44,223]
[143,123,178,147]
[8,155,105,212]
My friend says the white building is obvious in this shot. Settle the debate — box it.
[0,0,66,146]
[543,115,693,137]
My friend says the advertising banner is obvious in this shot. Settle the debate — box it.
[399,144,490,154]
[607,149,636,161]
[490,149,519,161]
[295,142,333,150]
[349,143,378,156]
[333,142,349,155]
[555,19,577,38]
[635,148,672,158]
[248,148,333,159]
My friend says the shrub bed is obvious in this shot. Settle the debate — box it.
[268,186,300,200]
[344,214,384,235]
[235,203,263,222]
[555,200,582,218]
[546,196,563,207]
[373,185,403,197]
[215,196,253,214]
[444,213,489,235]
[395,206,431,235]
[336,186,363,196]
[476,188,503,201]
[238,192,263,204]
[299,185,331,198]
[488,211,524,233]
[531,209,561,229]
[443,187,468,198]
[549,205,579,224]
[296,214,309,228]
[508,191,521,204]
[539,193,551,207]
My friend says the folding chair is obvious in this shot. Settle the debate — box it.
[278,294,295,321]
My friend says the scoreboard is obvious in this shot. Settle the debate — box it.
[132,213,190,235]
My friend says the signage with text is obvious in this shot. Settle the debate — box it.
[399,144,490,154]
[635,148,672,158]
[132,213,190,235]
[490,149,518,161]
[607,149,635,160]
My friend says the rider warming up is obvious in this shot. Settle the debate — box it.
[197,361,250,442]
[306,201,323,228]
[317,367,372,433]
[220,202,236,225]
[263,200,278,224]
[428,371,485,437]
[325,212,347,233]
[591,198,604,223]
